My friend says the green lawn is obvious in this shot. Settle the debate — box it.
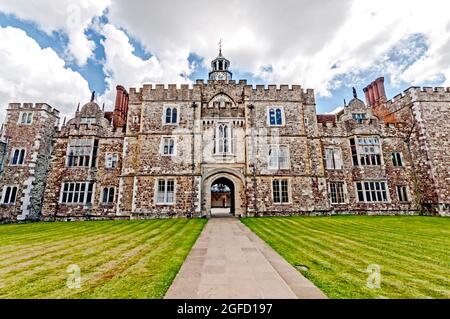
[0,219,206,299]
[242,216,450,299]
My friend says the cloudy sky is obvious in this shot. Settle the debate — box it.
[0,0,449,123]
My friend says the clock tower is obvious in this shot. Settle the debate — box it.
[209,46,232,81]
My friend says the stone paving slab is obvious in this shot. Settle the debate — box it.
[165,218,327,299]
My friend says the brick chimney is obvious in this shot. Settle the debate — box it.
[363,77,386,107]
[113,85,129,128]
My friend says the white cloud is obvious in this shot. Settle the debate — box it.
[100,23,193,105]
[1,0,450,109]
[106,0,450,96]
[0,0,110,66]
[0,26,91,124]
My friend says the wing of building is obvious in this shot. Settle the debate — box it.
[0,50,449,222]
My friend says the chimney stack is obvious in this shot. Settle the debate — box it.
[363,77,386,107]
[113,85,129,128]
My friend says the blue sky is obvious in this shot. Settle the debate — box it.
[0,0,449,122]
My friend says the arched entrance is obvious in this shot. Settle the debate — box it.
[210,177,235,216]
[202,168,245,218]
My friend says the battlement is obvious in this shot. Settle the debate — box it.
[7,103,60,117]
[128,80,314,102]
[387,86,450,107]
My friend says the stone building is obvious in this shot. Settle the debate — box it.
[0,50,449,222]
[41,89,128,221]
[0,103,59,221]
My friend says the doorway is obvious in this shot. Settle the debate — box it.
[210,177,235,217]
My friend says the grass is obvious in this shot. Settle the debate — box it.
[0,219,206,299]
[241,216,450,299]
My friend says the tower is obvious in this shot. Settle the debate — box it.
[208,43,233,81]
[0,103,59,221]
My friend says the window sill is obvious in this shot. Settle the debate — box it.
[156,203,175,206]
[213,153,236,157]
[356,202,391,204]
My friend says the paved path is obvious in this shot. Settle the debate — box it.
[165,218,327,299]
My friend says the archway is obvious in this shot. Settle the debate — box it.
[210,177,235,217]
[202,168,245,217]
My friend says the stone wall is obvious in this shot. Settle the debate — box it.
[41,101,125,221]
[0,103,59,222]
[2,79,449,221]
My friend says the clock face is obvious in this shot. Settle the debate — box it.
[216,72,226,80]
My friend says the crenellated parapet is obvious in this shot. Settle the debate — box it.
[388,86,450,105]
[7,103,60,117]
[128,80,315,104]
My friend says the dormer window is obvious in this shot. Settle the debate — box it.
[352,113,366,124]
[80,117,96,125]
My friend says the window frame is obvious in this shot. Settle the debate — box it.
[1,186,18,205]
[328,181,347,205]
[160,137,176,156]
[272,178,291,205]
[80,116,97,125]
[267,106,285,127]
[392,152,403,167]
[163,106,179,125]
[101,186,116,204]
[18,112,33,125]
[350,136,383,167]
[355,181,390,203]
[10,148,26,166]
[325,147,343,170]
[105,153,119,169]
[268,144,290,170]
[155,179,176,205]
[59,181,95,205]
[214,123,234,155]
[66,138,95,168]
[396,185,410,203]
[352,113,367,124]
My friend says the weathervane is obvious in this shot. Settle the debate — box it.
[218,38,223,55]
